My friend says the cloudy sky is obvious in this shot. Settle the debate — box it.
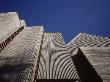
[0,0,110,43]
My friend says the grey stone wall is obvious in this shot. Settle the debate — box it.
[80,47,110,82]
[0,12,21,44]
[36,33,79,80]
[0,26,44,82]
[67,33,110,54]
[0,12,110,82]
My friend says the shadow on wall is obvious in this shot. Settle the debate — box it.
[0,63,31,82]
[71,48,103,82]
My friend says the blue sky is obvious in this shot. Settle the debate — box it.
[0,0,110,43]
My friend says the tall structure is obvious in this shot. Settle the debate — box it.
[36,33,79,79]
[67,33,110,82]
[0,12,109,82]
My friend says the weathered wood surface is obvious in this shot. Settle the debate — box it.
[36,33,79,80]
[0,26,44,82]
[80,47,110,82]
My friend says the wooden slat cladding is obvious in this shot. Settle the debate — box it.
[0,27,44,82]
[36,33,79,80]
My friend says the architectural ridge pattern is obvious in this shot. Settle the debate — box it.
[0,12,109,82]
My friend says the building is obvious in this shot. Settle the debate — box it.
[0,12,109,82]
[67,33,110,82]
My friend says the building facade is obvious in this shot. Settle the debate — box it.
[0,12,109,82]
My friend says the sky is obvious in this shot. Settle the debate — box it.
[0,0,110,43]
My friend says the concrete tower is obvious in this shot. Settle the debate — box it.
[0,12,109,82]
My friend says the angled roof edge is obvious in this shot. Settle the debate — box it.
[26,26,44,31]
[66,33,83,46]
[44,32,66,46]
[66,33,110,46]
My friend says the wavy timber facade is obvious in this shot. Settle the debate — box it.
[0,12,109,82]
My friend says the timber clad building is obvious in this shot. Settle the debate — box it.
[0,12,109,82]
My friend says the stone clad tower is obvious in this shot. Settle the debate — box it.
[67,33,110,82]
[0,12,79,82]
[0,12,109,82]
